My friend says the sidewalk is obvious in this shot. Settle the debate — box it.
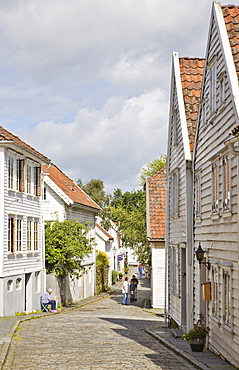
[0,273,237,370]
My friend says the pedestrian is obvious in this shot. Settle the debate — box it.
[131,274,139,301]
[129,279,135,303]
[42,288,57,313]
[138,263,143,278]
[122,277,129,305]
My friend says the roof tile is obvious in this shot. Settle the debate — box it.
[43,164,101,211]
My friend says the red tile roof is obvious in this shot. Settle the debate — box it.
[147,166,167,240]
[43,164,101,211]
[222,5,239,80]
[179,58,204,151]
[96,223,114,240]
[0,125,50,162]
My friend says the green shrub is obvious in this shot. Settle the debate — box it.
[112,270,118,284]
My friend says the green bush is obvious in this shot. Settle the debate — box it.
[112,270,118,284]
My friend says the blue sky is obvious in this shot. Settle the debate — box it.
[0,0,232,193]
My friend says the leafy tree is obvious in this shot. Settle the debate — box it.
[45,219,94,278]
[77,178,112,230]
[109,189,151,267]
[139,155,167,187]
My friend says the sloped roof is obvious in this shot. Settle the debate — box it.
[179,58,204,152]
[0,125,50,162]
[96,223,114,240]
[222,5,239,79]
[147,166,166,240]
[43,164,101,211]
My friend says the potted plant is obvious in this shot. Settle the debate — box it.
[182,314,210,352]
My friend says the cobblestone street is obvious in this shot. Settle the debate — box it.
[2,276,197,370]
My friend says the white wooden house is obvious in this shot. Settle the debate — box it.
[146,166,166,309]
[95,218,119,286]
[167,54,204,329]
[43,163,101,303]
[193,3,239,367]
[0,126,50,316]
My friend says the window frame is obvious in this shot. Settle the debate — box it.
[170,169,179,218]
[212,161,219,214]
[195,171,201,219]
[222,154,231,212]
[209,60,217,114]
[222,268,232,329]
[8,155,14,190]
[212,266,219,320]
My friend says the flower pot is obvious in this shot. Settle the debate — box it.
[189,337,206,352]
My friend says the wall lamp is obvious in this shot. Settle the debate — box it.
[195,243,211,271]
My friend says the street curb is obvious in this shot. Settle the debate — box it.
[146,329,209,370]
[0,285,122,370]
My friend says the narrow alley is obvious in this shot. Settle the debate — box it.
[2,273,197,370]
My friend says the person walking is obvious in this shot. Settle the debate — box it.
[138,264,143,278]
[122,277,129,305]
[131,274,139,301]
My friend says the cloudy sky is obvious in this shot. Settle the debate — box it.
[0,0,235,194]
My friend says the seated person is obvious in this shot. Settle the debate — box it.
[42,288,57,313]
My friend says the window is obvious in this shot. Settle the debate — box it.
[210,62,217,113]
[7,280,13,292]
[212,267,219,319]
[34,166,41,196]
[26,164,32,194]
[16,278,22,290]
[34,221,39,251]
[170,169,179,218]
[105,241,110,252]
[16,158,25,192]
[223,154,230,212]
[170,245,180,295]
[27,220,32,251]
[212,162,219,214]
[223,269,231,328]
[43,187,47,200]
[16,219,22,252]
[172,111,177,146]
[218,71,226,106]
[27,219,39,251]
[8,217,15,253]
[8,156,14,189]
[195,172,201,218]
[35,272,40,293]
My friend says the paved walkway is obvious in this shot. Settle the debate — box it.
[0,269,237,369]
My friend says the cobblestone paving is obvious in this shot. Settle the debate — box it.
[3,278,197,370]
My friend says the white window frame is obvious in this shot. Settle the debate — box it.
[8,155,14,190]
[16,158,25,192]
[212,161,219,214]
[27,218,39,252]
[212,266,219,320]
[222,154,231,212]
[222,268,232,329]
[195,172,201,219]
[209,61,217,114]
[8,216,15,253]
[34,221,39,251]
[16,218,22,252]
[170,245,180,296]
[170,169,179,218]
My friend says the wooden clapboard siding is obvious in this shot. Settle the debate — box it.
[167,52,204,329]
[193,4,239,368]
